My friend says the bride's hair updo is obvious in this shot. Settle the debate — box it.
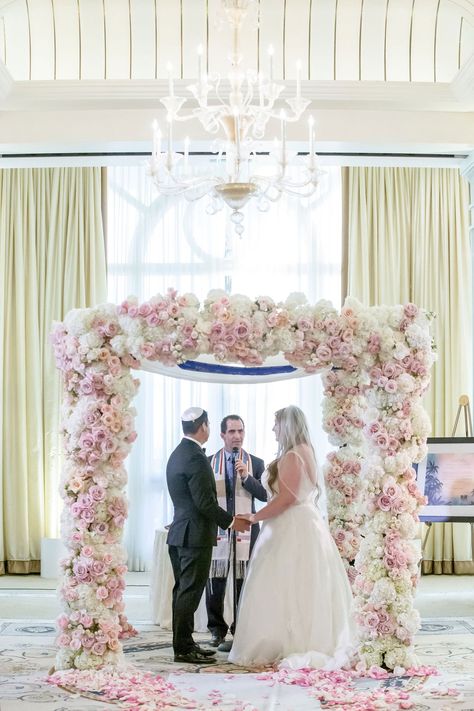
[267,405,315,494]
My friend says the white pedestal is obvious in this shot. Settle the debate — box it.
[40,537,67,578]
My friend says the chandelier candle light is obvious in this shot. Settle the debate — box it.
[148,0,321,235]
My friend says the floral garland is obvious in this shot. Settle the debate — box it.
[52,289,434,672]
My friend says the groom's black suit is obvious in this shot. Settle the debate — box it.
[166,437,233,655]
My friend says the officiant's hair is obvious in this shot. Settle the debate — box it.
[220,415,245,433]
[267,406,315,494]
[182,409,208,435]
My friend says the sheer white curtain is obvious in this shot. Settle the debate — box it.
[107,161,342,569]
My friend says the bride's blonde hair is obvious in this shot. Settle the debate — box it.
[267,405,315,495]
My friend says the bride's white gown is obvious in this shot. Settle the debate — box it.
[229,449,355,669]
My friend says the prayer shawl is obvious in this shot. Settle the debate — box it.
[210,447,253,579]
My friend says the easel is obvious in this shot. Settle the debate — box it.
[421,395,474,561]
[451,394,473,438]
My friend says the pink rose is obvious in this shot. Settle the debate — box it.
[235,321,250,339]
[145,312,160,328]
[80,613,93,628]
[79,380,94,395]
[140,343,156,359]
[377,494,392,511]
[375,432,389,449]
[57,633,71,647]
[138,303,152,317]
[367,422,380,435]
[316,343,332,361]
[404,303,419,318]
[370,367,383,381]
[364,612,380,629]
[92,560,106,577]
[92,642,106,656]
[57,614,69,630]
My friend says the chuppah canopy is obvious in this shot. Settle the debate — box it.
[140,353,309,383]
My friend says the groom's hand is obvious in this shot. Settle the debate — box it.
[231,517,251,532]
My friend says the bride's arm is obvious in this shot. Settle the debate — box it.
[246,452,302,523]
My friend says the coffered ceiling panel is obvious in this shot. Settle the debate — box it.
[360,0,387,81]
[54,0,80,79]
[0,0,472,83]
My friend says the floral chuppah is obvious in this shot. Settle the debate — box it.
[51,289,434,673]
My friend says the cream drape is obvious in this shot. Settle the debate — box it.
[0,168,107,574]
[343,166,473,574]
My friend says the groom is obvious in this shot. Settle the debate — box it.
[166,407,251,664]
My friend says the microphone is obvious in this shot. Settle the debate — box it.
[231,447,239,500]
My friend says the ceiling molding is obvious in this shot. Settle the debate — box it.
[460,150,474,180]
[0,78,471,112]
[452,51,474,102]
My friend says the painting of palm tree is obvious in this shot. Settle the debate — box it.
[418,440,474,520]
[424,457,444,505]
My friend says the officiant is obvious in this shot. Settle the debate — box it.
[206,414,267,649]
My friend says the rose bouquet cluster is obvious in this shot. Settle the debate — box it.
[318,304,369,578]
[113,289,203,366]
[324,448,364,578]
[201,291,345,368]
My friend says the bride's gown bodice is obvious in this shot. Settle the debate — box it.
[262,453,317,505]
[228,447,355,670]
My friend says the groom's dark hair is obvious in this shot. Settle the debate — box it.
[182,409,208,435]
[220,415,245,434]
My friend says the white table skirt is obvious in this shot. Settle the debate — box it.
[150,529,233,633]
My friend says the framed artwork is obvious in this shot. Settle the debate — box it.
[415,437,474,522]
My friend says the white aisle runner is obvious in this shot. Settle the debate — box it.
[170,672,319,710]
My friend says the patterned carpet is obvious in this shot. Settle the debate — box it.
[1,618,474,709]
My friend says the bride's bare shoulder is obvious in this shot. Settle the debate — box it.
[283,444,312,465]
[290,443,312,457]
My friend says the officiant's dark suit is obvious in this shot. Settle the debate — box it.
[206,414,266,646]
[166,407,250,664]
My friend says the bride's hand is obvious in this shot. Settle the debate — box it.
[236,513,256,524]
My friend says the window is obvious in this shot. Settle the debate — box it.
[107,161,342,569]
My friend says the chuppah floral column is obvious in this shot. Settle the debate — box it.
[340,301,432,670]
[51,306,139,670]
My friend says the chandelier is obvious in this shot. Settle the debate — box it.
[148,0,321,235]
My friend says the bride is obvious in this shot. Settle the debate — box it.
[228,405,355,669]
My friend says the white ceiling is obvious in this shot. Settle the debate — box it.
[0,0,472,83]
[0,0,472,161]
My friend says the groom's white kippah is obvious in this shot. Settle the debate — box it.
[181,406,204,422]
